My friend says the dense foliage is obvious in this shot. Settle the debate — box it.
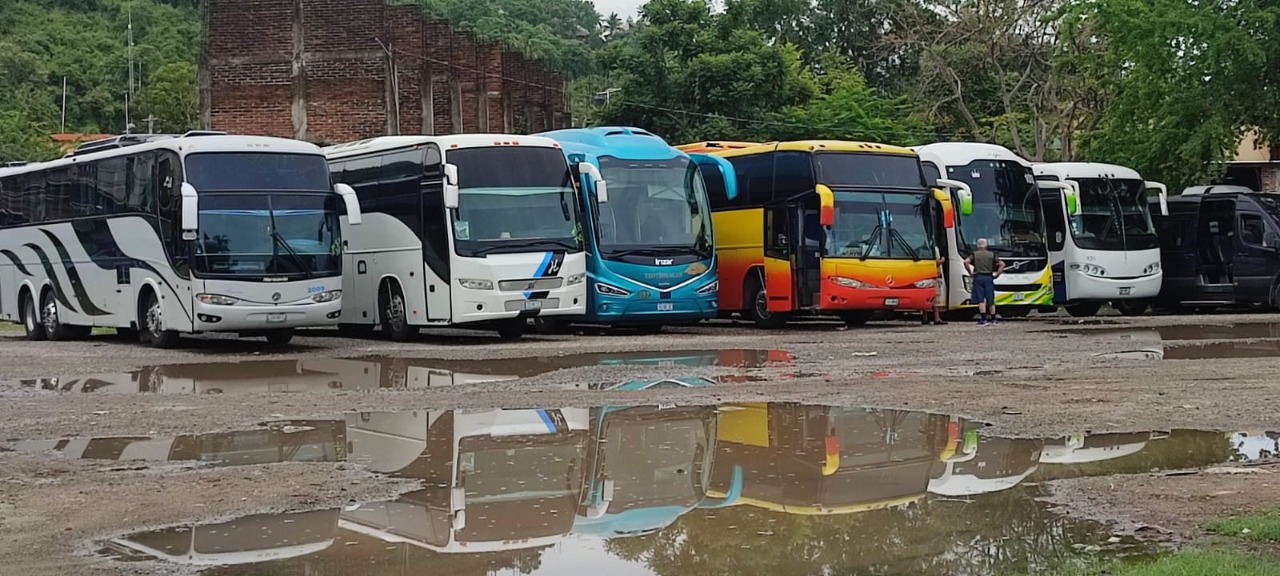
[3,0,1278,190]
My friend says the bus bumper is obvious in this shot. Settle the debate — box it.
[192,299,343,332]
[452,285,587,324]
[587,293,719,324]
[1067,271,1162,301]
[821,286,934,312]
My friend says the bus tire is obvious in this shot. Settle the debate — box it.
[747,275,787,329]
[41,290,84,341]
[142,290,181,349]
[115,327,141,342]
[1064,302,1103,318]
[1113,300,1149,317]
[265,329,295,346]
[379,282,418,342]
[497,319,526,340]
[21,290,46,341]
[837,311,871,327]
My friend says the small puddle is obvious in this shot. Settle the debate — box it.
[8,403,1274,575]
[1059,322,1280,341]
[1051,323,1280,360]
[19,350,794,394]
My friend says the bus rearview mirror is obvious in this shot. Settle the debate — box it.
[443,164,460,209]
[937,178,973,216]
[579,162,608,203]
[1146,181,1169,216]
[334,183,362,225]
[180,182,199,240]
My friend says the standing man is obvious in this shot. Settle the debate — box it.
[964,238,1004,326]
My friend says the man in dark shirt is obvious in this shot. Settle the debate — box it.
[964,238,1005,325]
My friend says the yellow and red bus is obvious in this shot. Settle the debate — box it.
[678,141,953,327]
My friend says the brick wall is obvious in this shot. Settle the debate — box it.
[203,0,569,143]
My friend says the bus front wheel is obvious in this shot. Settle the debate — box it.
[497,319,526,340]
[1065,302,1103,318]
[380,284,418,342]
[143,291,181,349]
[265,329,295,346]
[21,292,46,341]
[748,278,787,329]
[1113,300,1149,317]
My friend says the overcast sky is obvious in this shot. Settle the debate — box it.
[592,0,647,18]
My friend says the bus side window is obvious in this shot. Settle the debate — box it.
[156,151,189,269]
[921,162,942,188]
[773,152,814,199]
[47,167,76,222]
[127,152,156,215]
[0,175,13,227]
[423,146,443,179]
[727,153,773,208]
[97,157,128,215]
[21,172,45,224]
[699,164,728,209]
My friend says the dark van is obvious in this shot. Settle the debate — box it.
[1153,187,1280,310]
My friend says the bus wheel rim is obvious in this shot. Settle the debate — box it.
[388,294,406,331]
[147,299,163,338]
[24,298,37,332]
[755,289,769,319]
[42,298,58,335]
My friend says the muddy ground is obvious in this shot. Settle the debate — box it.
[1,312,1279,574]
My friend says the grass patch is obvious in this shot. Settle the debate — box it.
[1207,509,1280,543]
[0,322,21,333]
[1032,551,1280,576]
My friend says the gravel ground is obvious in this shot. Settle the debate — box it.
[2,312,1279,574]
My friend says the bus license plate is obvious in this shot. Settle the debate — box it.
[267,313,286,324]
[524,300,543,310]
[1119,287,1132,296]
[657,303,674,312]
[884,298,899,307]
[1013,293,1026,301]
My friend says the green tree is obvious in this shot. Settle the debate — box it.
[137,61,199,133]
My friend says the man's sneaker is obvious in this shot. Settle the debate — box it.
[990,318,999,325]
[978,319,989,326]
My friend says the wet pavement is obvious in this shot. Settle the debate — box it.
[16,350,794,394]
[1052,322,1280,360]
[8,400,1276,575]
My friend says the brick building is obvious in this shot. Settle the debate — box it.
[1221,131,1280,193]
[200,0,569,144]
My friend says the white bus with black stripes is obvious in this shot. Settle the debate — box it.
[0,132,363,347]
[324,135,589,340]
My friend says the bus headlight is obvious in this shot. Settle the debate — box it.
[1070,263,1108,277]
[1143,262,1161,275]
[567,273,585,285]
[595,282,631,297]
[696,280,719,295]
[197,294,239,306]
[913,279,937,289]
[311,290,342,303]
[828,276,868,289]
[458,278,494,290]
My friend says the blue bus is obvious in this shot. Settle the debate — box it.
[536,127,737,332]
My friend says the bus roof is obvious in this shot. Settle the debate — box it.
[676,141,765,153]
[0,134,323,178]
[1033,162,1143,181]
[323,134,562,160]
[539,127,684,161]
[693,140,917,159]
[912,142,1031,168]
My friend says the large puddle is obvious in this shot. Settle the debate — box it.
[9,403,1276,575]
[18,350,793,393]
[1054,323,1280,360]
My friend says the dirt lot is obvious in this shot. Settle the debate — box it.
[1,312,1279,574]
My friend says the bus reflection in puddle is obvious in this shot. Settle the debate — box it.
[10,403,1265,575]
[19,349,795,394]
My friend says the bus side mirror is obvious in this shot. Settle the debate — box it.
[180,183,199,241]
[937,178,973,216]
[334,183,362,225]
[1146,181,1169,216]
[450,486,466,512]
[444,163,460,209]
[579,162,608,203]
[689,154,738,201]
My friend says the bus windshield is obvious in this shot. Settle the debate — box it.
[1070,178,1159,251]
[828,191,933,260]
[602,416,710,512]
[946,160,1045,257]
[595,156,712,259]
[194,193,340,278]
[449,147,582,257]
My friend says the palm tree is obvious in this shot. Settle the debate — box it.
[603,12,624,39]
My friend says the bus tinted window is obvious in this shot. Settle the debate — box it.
[449,147,570,189]
[774,152,815,198]
[186,153,330,191]
[921,162,942,187]
[814,153,925,188]
[727,154,774,207]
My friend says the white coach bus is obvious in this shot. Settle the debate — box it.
[1034,162,1168,316]
[325,135,590,340]
[0,132,362,347]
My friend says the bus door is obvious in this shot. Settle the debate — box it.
[1234,206,1277,302]
[1199,197,1236,286]
[763,196,820,313]
[420,146,451,321]
[1038,186,1070,304]
[796,197,822,309]
[763,202,795,312]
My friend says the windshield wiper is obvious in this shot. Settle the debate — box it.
[271,231,313,279]
[472,238,579,256]
[859,225,884,261]
[887,227,920,261]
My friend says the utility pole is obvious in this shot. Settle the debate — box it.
[60,77,67,133]
[143,114,158,134]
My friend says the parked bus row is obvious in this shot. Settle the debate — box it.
[22,397,1229,568]
[1,129,1266,347]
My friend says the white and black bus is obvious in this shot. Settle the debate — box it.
[324,135,589,340]
[0,132,362,347]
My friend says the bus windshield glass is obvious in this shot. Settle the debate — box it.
[603,417,709,512]
[946,160,1045,257]
[185,153,331,191]
[814,153,926,188]
[828,191,933,260]
[1070,178,1159,251]
[459,441,582,504]
[194,193,340,278]
[450,147,582,257]
[595,156,712,259]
